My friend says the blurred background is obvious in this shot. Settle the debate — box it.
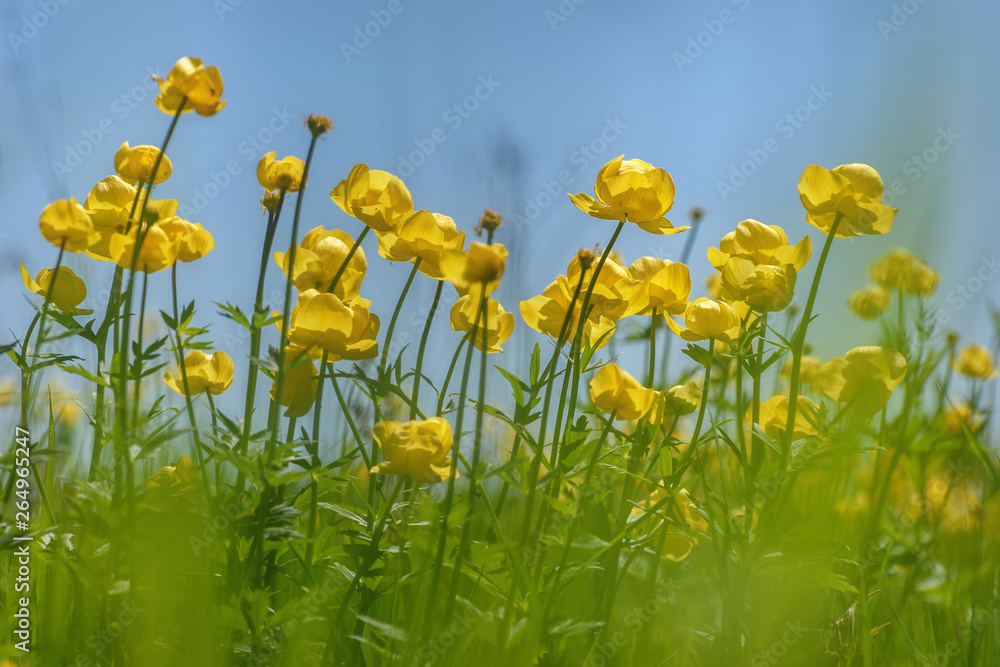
[2,0,998,420]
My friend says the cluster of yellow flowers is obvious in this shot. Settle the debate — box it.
[848,247,939,320]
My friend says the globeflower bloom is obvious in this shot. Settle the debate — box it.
[20,264,92,315]
[115,142,172,185]
[39,198,96,252]
[440,242,508,300]
[370,417,455,483]
[720,260,796,312]
[279,289,379,361]
[144,455,199,496]
[569,156,687,235]
[588,363,656,421]
[646,380,702,427]
[274,226,367,302]
[376,210,466,280]
[158,217,215,262]
[627,257,691,316]
[271,347,319,417]
[330,163,414,234]
[754,396,820,440]
[450,295,515,353]
[870,248,939,296]
[631,486,707,562]
[164,350,234,396]
[798,163,897,237]
[954,343,997,380]
[108,224,179,273]
[706,219,812,272]
[83,176,178,261]
[154,56,226,117]
[814,346,907,419]
[665,298,740,343]
[848,285,890,320]
[257,152,306,192]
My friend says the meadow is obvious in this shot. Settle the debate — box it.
[2,55,998,667]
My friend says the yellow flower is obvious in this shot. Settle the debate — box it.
[627,257,691,316]
[39,198,96,252]
[154,56,226,117]
[20,264,92,315]
[274,226,367,302]
[815,346,907,419]
[870,248,939,296]
[782,354,821,387]
[108,224,179,273]
[706,219,812,272]
[954,344,997,379]
[114,142,172,185]
[569,156,687,235]
[631,486,706,562]
[158,217,215,262]
[646,380,702,427]
[942,400,983,436]
[848,285,890,320]
[279,289,379,361]
[144,455,199,496]
[83,176,179,261]
[330,163,413,234]
[370,417,455,483]
[665,298,740,343]
[271,347,318,418]
[720,259,796,312]
[798,163,897,237]
[520,273,615,350]
[753,396,820,440]
[440,242,508,301]
[257,152,306,192]
[377,210,466,280]
[589,363,656,421]
[449,295,515,353]
[164,350,234,396]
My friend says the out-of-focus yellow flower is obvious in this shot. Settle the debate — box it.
[589,363,655,421]
[815,346,907,419]
[108,224,179,273]
[627,257,690,316]
[370,417,454,483]
[154,56,226,117]
[157,217,215,262]
[705,273,724,300]
[954,343,997,380]
[567,252,646,321]
[257,152,306,192]
[83,176,179,261]
[707,219,812,272]
[20,264,92,315]
[943,400,984,436]
[330,163,413,234]
[377,210,466,280]
[164,350,234,396]
[782,354,821,387]
[720,259,796,312]
[798,163,897,237]
[520,274,615,350]
[646,380,702,427]
[274,226,367,302]
[145,455,200,496]
[39,198,96,252]
[870,248,939,296]
[115,142,172,185]
[449,295,514,353]
[271,347,318,417]
[631,486,707,562]
[753,395,820,440]
[848,285,890,320]
[665,298,740,343]
[569,156,687,235]
[278,289,380,362]
[440,242,508,300]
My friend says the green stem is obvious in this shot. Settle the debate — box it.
[379,258,422,376]
[411,279,444,419]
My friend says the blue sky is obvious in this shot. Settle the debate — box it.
[2,0,998,412]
